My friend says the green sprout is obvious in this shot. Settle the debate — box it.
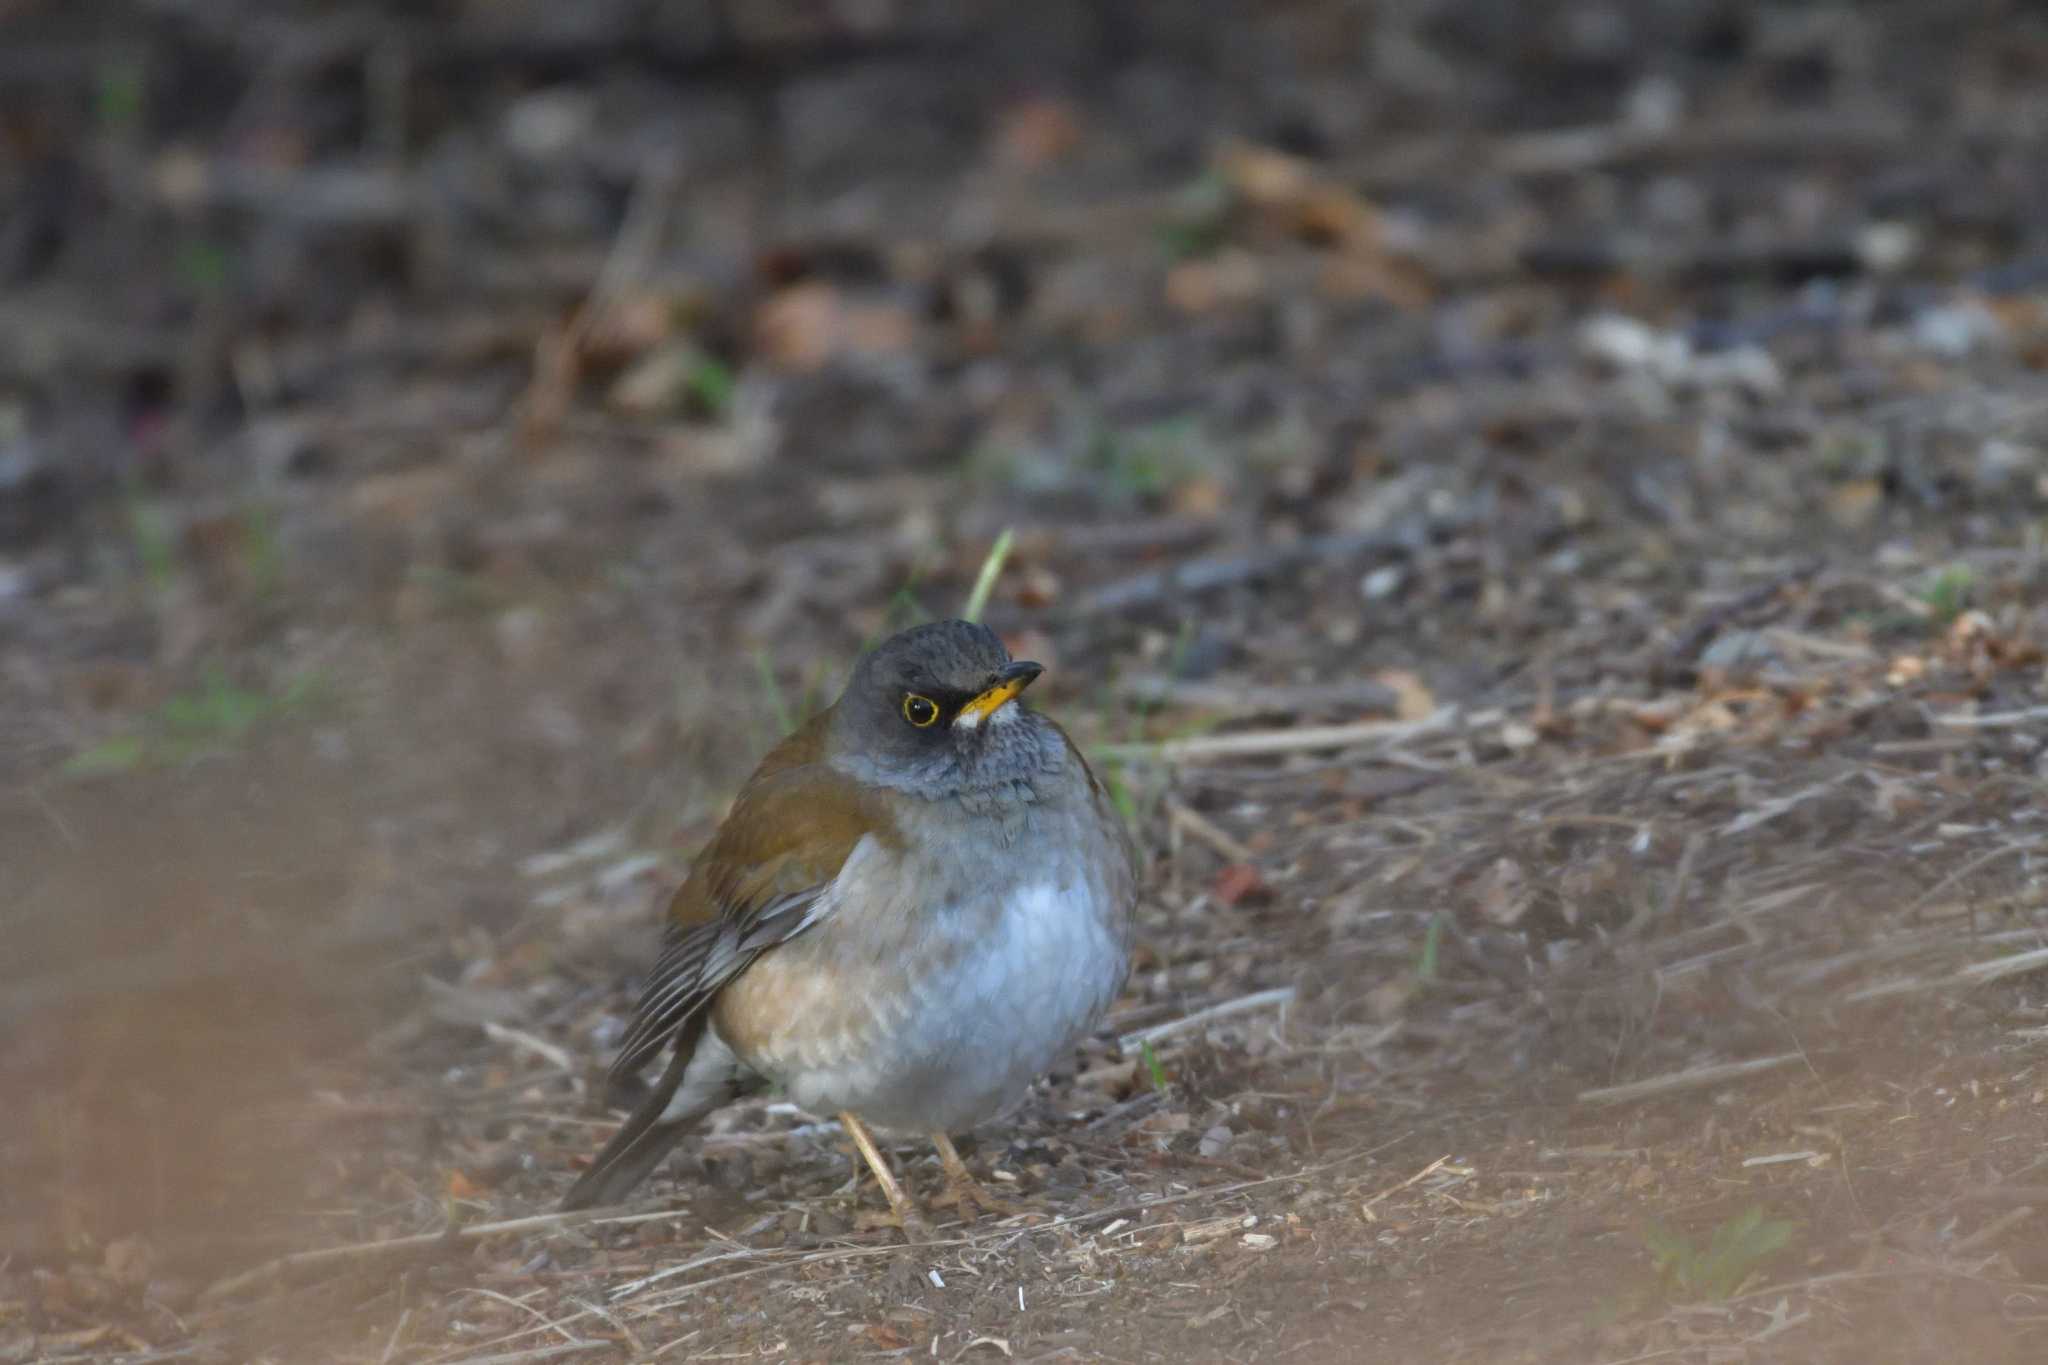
[1138,1039,1170,1092]
[959,528,1015,624]
[1644,1207,1795,1301]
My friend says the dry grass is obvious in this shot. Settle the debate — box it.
[8,2,2048,1361]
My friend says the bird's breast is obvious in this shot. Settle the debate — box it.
[712,801,1132,1131]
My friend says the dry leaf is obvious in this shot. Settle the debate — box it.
[1374,669,1436,721]
[1217,140,1314,207]
[102,1236,155,1287]
[1475,856,1530,927]
[1365,977,1418,1020]
[1014,565,1062,610]
[994,97,1082,168]
[754,281,841,370]
[1165,248,1264,315]
[1827,479,1884,528]
[1212,862,1269,907]
[1499,718,1540,751]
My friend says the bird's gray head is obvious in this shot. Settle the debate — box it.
[826,619,1061,799]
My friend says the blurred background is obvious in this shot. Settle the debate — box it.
[5,1,2048,1360]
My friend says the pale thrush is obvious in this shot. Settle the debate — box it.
[560,619,1136,1226]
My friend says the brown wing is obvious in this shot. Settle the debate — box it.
[605,714,900,1094]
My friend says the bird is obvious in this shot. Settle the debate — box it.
[560,619,1136,1229]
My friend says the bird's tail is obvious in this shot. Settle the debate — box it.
[560,1016,732,1211]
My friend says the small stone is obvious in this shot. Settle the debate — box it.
[1975,439,2032,494]
[1912,302,2005,359]
[1856,221,1919,274]
[1498,719,1539,752]
[494,606,548,667]
[1360,565,1405,599]
[503,88,595,160]
[1698,628,1781,675]
[1580,314,1684,372]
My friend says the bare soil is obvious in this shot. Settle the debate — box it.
[6,3,2048,1362]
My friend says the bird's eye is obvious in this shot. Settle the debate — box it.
[902,694,940,728]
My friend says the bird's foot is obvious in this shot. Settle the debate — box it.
[928,1172,1016,1220]
[927,1132,1017,1221]
[853,1201,934,1240]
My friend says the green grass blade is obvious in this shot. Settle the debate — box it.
[959,527,1015,624]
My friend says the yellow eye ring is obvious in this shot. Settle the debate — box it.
[902,694,940,728]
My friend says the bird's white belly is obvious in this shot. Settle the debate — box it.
[748,871,1127,1133]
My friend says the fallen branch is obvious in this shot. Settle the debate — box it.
[1897,841,2043,921]
[1119,987,1298,1052]
[1848,944,2048,1004]
[1166,800,1258,865]
[482,1021,575,1072]
[1065,527,1413,618]
[1933,706,2048,729]
[620,1133,1415,1316]
[1576,1053,1803,1108]
[1357,1155,1458,1217]
[1096,707,1458,764]
[1952,1205,2036,1256]
[1655,559,1823,684]
[1118,674,1398,717]
[199,1205,693,1304]
[440,1344,613,1365]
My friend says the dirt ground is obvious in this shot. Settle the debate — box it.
[6,2,2048,1361]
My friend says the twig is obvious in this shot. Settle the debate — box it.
[1656,560,1823,683]
[1899,842,2043,921]
[1933,706,2048,729]
[155,161,416,229]
[699,1120,845,1148]
[607,1242,785,1301]
[1960,1185,2048,1204]
[1853,945,2048,1003]
[1957,946,2048,986]
[1740,1151,1823,1169]
[1355,1155,1458,1218]
[414,1136,1410,1364]
[482,1021,575,1072]
[566,1295,646,1358]
[378,1308,413,1365]
[521,150,679,439]
[620,1134,1415,1316]
[1166,800,1257,865]
[440,1345,612,1365]
[1119,987,1298,1052]
[1116,675,1398,717]
[1952,1206,2035,1256]
[453,1289,587,1347]
[199,1205,696,1303]
[1065,528,1412,618]
[1577,1053,1803,1108]
[1096,707,1458,764]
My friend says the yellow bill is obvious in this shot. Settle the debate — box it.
[955,660,1043,726]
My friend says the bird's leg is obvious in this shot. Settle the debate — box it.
[840,1111,929,1236]
[927,1132,1015,1218]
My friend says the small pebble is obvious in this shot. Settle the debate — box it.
[1360,565,1404,600]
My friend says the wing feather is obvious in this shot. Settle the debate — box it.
[599,724,898,1100]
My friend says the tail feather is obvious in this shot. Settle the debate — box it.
[561,1016,725,1211]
